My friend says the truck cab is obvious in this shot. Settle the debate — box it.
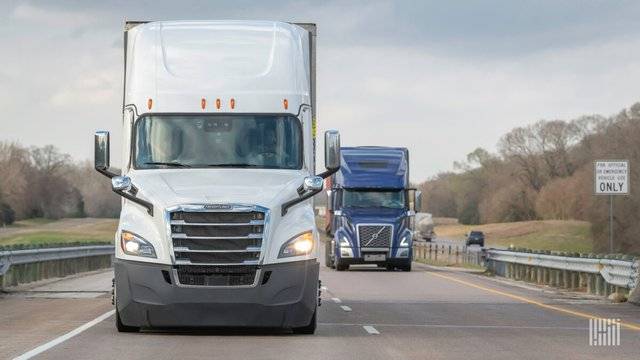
[325,147,421,272]
[93,20,341,334]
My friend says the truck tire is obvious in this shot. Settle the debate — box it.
[324,240,333,268]
[292,308,317,334]
[335,260,348,271]
[400,261,412,272]
[114,282,140,333]
[116,309,140,333]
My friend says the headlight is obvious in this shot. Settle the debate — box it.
[339,234,351,247]
[279,231,314,258]
[399,232,412,247]
[120,231,157,258]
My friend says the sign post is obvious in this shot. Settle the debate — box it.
[594,160,629,253]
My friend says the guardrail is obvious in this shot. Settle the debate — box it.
[412,242,640,300]
[486,249,639,297]
[0,245,114,289]
[412,242,484,267]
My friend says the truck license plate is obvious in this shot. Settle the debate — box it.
[364,254,386,262]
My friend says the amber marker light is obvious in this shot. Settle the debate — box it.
[201,98,207,110]
[283,98,289,110]
[147,98,153,110]
[216,98,221,110]
[230,98,236,109]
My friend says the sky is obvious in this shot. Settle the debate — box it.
[1,0,640,182]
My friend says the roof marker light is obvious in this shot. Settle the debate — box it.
[216,98,221,110]
[230,98,236,109]
[147,98,153,110]
[283,99,289,110]
[201,98,206,110]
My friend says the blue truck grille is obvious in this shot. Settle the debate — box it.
[358,225,392,248]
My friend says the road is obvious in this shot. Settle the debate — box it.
[1,251,640,359]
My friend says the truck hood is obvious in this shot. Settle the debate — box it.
[130,169,305,210]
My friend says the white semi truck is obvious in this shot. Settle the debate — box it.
[94,20,340,334]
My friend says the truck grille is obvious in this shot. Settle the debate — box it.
[170,209,265,265]
[169,206,267,287]
[358,225,392,248]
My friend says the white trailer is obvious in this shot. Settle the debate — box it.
[94,20,340,334]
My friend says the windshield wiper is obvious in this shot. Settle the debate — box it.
[144,162,191,168]
[207,163,260,168]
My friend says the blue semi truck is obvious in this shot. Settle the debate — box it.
[324,146,421,272]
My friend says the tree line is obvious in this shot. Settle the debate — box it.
[418,102,640,254]
[0,143,120,225]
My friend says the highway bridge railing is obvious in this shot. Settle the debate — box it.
[412,242,640,300]
[0,245,114,290]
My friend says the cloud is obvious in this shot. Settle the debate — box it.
[11,2,96,28]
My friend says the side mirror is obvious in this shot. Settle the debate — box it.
[326,190,334,211]
[324,130,340,171]
[112,176,132,192]
[94,131,110,172]
[303,176,323,192]
[415,190,422,212]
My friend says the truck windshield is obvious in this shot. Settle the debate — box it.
[342,190,405,209]
[134,115,302,169]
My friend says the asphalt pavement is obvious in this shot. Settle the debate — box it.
[1,250,639,359]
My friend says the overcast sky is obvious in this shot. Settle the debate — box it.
[2,0,640,182]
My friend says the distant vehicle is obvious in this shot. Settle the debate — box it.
[325,147,421,272]
[415,213,434,242]
[465,231,485,247]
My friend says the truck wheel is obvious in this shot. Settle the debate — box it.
[292,308,317,334]
[400,261,412,272]
[324,240,332,268]
[335,260,348,271]
[114,283,140,333]
[116,309,140,333]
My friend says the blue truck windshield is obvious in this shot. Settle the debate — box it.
[134,115,302,169]
[342,190,405,209]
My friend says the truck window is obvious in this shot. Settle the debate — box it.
[134,115,302,170]
[342,190,405,209]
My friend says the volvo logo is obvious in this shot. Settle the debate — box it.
[204,204,232,210]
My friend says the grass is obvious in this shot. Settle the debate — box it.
[8,218,57,228]
[0,218,118,248]
[435,220,593,253]
[0,231,114,247]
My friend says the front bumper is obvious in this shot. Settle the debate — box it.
[114,259,319,328]
[337,246,412,264]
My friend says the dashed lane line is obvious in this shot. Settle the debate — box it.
[340,305,352,312]
[332,297,342,303]
[363,325,380,334]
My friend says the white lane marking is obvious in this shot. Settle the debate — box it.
[363,325,380,334]
[340,305,352,312]
[321,286,328,291]
[13,309,115,360]
[332,297,342,303]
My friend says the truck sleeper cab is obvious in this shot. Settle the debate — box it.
[325,147,421,272]
[94,20,341,334]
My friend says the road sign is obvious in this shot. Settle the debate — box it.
[594,160,629,195]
